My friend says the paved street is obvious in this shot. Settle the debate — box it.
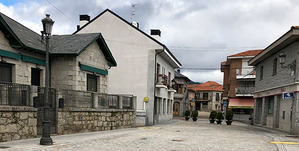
[0,118,299,151]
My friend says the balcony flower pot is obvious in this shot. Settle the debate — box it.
[185,110,191,121]
[209,111,217,124]
[225,110,234,125]
[216,112,224,125]
[191,110,198,122]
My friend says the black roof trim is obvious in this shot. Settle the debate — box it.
[73,9,182,66]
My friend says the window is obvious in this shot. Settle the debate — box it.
[0,62,12,82]
[177,84,183,94]
[216,93,220,101]
[156,63,160,82]
[87,74,98,92]
[203,93,208,100]
[31,68,41,86]
[195,92,200,99]
[282,111,285,120]
[267,96,274,114]
[162,66,165,75]
[273,58,277,76]
[168,72,171,86]
[260,66,263,80]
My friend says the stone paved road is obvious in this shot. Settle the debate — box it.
[1,119,299,151]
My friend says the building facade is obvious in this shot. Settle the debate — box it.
[188,81,223,112]
[74,9,181,126]
[249,26,299,134]
[221,50,261,122]
[173,70,191,117]
[0,12,136,142]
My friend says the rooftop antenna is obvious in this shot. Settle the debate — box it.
[130,3,137,22]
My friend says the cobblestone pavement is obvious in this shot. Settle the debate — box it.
[1,119,299,151]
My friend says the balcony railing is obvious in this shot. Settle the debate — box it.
[235,87,254,95]
[157,74,168,86]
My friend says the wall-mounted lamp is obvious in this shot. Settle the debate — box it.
[279,52,296,75]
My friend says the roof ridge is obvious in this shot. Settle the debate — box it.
[0,11,41,37]
[73,9,182,66]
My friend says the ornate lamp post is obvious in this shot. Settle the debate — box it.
[40,14,54,145]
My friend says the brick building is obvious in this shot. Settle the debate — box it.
[187,81,223,112]
[221,50,262,122]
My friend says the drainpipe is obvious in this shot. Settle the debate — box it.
[152,49,164,125]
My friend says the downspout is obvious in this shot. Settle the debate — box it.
[153,49,164,125]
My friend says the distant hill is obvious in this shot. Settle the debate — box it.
[187,81,202,84]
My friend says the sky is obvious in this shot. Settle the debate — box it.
[1,0,299,84]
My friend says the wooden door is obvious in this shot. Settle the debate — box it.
[173,102,180,116]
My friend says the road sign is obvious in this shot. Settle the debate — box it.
[223,102,227,108]
[282,92,294,99]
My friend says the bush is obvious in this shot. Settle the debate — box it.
[185,110,190,117]
[226,110,234,121]
[216,112,224,120]
[191,110,198,118]
[209,111,217,120]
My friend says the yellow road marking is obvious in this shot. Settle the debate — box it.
[138,126,160,130]
[270,141,299,145]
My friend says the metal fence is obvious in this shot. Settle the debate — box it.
[60,89,94,108]
[0,82,31,106]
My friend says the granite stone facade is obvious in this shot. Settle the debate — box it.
[0,106,37,142]
[57,108,135,135]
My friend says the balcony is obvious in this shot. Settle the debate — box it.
[235,87,254,96]
[156,74,169,88]
[235,69,256,80]
[174,93,183,99]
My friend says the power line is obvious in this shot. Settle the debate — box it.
[45,0,74,23]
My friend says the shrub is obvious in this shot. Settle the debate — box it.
[185,110,191,117]
[216,112,224,120]
[191,110,198,118]
[209,111,217,120]
[226,110,234,121]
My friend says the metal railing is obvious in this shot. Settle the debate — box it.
[60,89,135,109]
[0,82,31,106]
[235,87,254,95]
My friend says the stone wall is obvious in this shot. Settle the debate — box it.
[57,108,135,135]
[0,106,37,142]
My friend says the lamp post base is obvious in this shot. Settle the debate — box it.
[40,137,53,145]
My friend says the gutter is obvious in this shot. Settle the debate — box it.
[152,49,164,125]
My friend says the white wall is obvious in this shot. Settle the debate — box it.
[76,12,162,112]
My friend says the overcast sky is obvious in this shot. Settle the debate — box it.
[1,0,299,84]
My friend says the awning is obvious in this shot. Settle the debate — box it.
[228,98,254,109]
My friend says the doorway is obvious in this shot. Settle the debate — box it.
[173,102,180,116]
[195,101,201,111]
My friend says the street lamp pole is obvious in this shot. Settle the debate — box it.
[40,14,54,145]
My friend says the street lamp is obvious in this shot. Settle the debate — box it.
[40,14,54,145]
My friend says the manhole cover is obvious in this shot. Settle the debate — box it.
[0,146,10,149]
[172,139,184,142]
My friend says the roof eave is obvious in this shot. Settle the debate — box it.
[249,27,299,66]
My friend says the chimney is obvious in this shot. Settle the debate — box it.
[131,21,139,28]
[150,29,161,41]
[79,14,90,28]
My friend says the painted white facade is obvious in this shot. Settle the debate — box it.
[75,10,180,125]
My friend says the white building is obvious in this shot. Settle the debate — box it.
[74,9,181,125]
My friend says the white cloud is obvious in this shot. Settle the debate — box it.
[1,0,299,83]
